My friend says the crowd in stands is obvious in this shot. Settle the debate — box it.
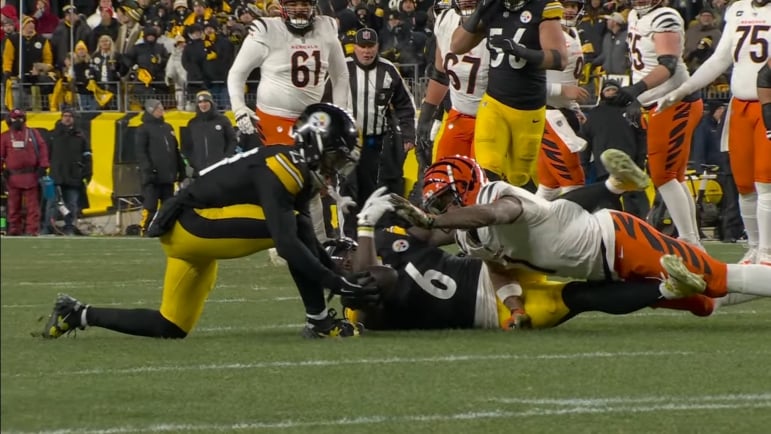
[1,0,731,113]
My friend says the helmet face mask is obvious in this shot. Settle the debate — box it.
[280,0,317,32]
[293,103,361,190]
[502,0,529,11]
[323,237,358,272]
[561,0,584,27]
[451,0,478,17]
[631,0,662,16]
[422,156,488,213]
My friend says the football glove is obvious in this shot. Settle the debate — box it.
[329,271,381,309]
[655,86,690,113]
[416,102,437,168]
[500,308,532,330]
[612,81,648,107]
[357,186,394,226]
[234,106,259,135]
[388,193,435,229]
[326,187,357,215]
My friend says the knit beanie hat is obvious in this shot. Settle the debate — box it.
[145,98,163,114]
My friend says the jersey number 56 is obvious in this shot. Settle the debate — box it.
[489,28,527,70]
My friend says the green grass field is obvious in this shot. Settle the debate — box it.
[2,238,770,434]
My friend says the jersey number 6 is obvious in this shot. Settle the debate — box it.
[405,262,457,300]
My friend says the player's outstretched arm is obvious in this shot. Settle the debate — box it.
[450,0,499,54]
[389,193,523,230]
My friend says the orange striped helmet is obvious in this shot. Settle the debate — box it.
[422,155,488,213]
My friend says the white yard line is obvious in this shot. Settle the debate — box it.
[5,395,770,434]
[5,351,693,378]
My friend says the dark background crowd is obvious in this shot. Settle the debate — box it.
[0,0,742,240]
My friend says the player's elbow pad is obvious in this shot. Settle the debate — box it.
[428,65,449,86]
[657,55,679,77]
[758,62,771,89]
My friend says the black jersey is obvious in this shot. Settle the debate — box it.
[485,0,563,110]
[183,145,315,212]
[168,144,340,287]
[369,216,485,330]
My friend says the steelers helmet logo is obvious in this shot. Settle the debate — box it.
[309,111,331,132]
[521,11,532,23]
[392,239,410,252]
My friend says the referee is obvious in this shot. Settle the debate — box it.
[344,27,416,237]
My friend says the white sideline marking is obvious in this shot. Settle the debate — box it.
[6,395,771,434]
[5,351,692,378]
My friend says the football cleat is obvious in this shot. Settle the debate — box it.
[302,308,364,339]
[600,149,650,192]
[41,293,88,339]
[739,247,757,265]
[659,254,707,299]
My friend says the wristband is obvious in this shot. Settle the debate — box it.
[496,282,523,300]
[357,226,375,238]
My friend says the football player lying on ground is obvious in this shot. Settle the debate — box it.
[386,153,771,318]
[329,186,707,331]
[38,104,380,340]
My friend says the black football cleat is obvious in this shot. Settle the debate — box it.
[301,308,364,339]
[40,293,88,339]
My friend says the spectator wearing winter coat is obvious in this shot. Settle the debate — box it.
[89,6,120,50]
[684,9,721,60]
[51,5,91,70]
[590,12,629,75]
[180,90,237,174]
[135,99,185,235]
[181,22,207,98]
[581,80,648,217]
[42,108,92,235]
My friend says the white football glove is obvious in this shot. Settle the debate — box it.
[357,186,394,226]
[326,187,357,214]
[655,87,690,114]
[234,106,259,135]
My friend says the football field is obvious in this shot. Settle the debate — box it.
[2,237,770,434]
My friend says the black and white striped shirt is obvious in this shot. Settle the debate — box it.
[346,56,416,142]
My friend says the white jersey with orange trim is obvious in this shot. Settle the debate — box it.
[434,9,490,116]
[454,181,608,280]
[715,0,770,100]
[627,7,690,106]
[546,27,584,109]
[226,16,351,118]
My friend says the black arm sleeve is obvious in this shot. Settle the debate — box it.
[257,172,341,289]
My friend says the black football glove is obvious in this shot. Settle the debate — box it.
[624,100,644,129]
[416,101,437,168]
[612,81,648,107]
[328,271,381,309]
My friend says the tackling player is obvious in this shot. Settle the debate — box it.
[536,0,592,200]
[40,104,377,340]
[335,182,705,331]
[450,0,568,185]
[657,0,771,265]
[416,0,490,162]
[387,154,771,310]
[618,0,705,248]
[226,0,351,145]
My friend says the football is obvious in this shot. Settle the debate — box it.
[366,265,399,291]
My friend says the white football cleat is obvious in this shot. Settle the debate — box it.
[600,149,650,192]
[739,247,758,265]
[659,254,707,299]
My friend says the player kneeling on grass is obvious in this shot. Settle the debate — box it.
[37,104,383,340]
[328,171,710,331]
[383,152,771,319]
